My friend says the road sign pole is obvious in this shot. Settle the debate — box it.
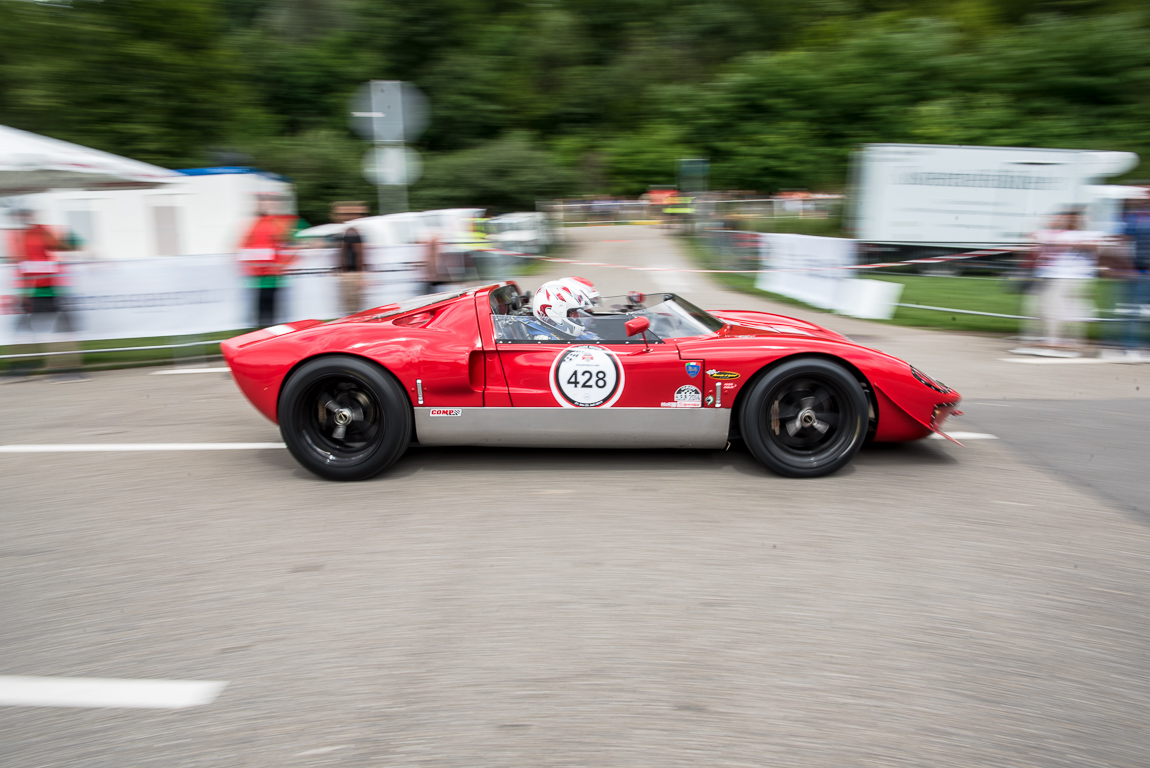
[353,81,427,214]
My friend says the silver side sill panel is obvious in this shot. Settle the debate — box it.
[415,407,731,449]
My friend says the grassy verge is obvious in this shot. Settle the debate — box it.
[866,274,1024,334]
[747,214,845,238]
[687,235,1052,336]
[686,234,1131,338]
[0,329,244,374]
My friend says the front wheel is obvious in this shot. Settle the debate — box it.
[740,358,868,478]
[279,356,412,481]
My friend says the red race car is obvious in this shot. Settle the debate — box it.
[221,279,961,481]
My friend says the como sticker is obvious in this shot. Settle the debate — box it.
[429,408,462,417]
[550,345,624,408]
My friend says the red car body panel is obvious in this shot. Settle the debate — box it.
[221,282,961,444]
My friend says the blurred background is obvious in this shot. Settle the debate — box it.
[7,4,1150,765]
[1,0,1149,372]
[1,0,1149,368]
[1,0,1148,213]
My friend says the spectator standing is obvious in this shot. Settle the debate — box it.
[12,208,75,333]
[238,195,295,327]
[10,208,82,377]
[331,202,368,315]
[1119,196,1150,359]
[423,228,449,293]
[1026,210,1104,356]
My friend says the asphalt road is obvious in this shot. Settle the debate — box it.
[3,227,1150,767]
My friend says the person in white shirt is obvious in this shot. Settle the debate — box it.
[1030,210,1103,354]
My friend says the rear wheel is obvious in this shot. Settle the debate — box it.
[279,356,412,481]
[740,358,868,478]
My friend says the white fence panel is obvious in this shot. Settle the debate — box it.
[0,246,428,347]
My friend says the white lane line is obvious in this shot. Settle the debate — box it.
[295,746,354,757]
[1000,357,1115,365]
[930,432,998,440]
[0,443,285,453]
[149,367,231,375]
[0,676,227,709]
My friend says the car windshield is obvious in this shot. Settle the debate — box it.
[598,293,725,339]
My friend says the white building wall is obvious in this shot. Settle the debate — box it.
[2,170,294,260]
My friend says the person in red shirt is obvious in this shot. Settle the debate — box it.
[237,195,296,327]
[12,208,74,332]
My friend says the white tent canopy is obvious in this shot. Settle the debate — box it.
[0,124,180,196]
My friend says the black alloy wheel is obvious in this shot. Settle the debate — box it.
[740,357,868,478]
[279,356,412,481]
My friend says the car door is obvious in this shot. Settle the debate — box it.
[476,285,727,448]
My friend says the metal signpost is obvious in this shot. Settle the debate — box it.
[350,81,428,213]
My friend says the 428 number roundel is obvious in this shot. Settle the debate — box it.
[568,369,609,389]
[549,345,624,408]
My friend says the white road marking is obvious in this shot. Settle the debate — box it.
[149,367,231,375]
[0,676,227,709]
[1000,357,1114,365]
[295,746,354,757]
[930,432,998,440]
[0,443,285,453]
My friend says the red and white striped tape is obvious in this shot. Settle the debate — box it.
[491,247,1018,275]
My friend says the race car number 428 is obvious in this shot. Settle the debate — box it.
[549,345,624,408]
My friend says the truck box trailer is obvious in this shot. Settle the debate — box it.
[851,144,1139,247]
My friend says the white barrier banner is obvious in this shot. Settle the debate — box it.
[756,233,856,310]
[755,233,902,319]
[0,246,427,347]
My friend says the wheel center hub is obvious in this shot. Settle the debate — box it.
[799,409,817,427]
[334,409,352,426]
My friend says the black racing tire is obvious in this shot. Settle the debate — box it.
[740,358,868,478]
[278,356,412,481]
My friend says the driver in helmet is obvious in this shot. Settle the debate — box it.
[524,277,602,340]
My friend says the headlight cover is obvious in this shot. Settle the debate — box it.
[911,366,952,395]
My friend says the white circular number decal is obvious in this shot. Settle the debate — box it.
[550,345,623,408]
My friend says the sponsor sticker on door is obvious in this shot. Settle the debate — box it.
[661,384,702,408]
[429,408,462,417]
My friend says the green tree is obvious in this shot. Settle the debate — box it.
[0,0,251,167]
[412,133,575,213]
[249,128,375,224]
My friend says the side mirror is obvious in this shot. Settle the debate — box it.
[625,316,650,337]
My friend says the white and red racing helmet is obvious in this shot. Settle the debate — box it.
[532,277,600,337]
[557,276,600,308]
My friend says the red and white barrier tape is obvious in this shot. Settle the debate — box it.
[490,247,1018,275]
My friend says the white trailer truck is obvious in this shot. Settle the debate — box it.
[851,144,1140,247]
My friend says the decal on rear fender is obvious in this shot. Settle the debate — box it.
[429,408,462,417]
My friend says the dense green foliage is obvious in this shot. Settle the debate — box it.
[1,0,1148,222]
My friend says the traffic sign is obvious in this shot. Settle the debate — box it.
[350,81,429,144]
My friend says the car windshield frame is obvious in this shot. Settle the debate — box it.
[488,289,725,343]
[599,293,724,340]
